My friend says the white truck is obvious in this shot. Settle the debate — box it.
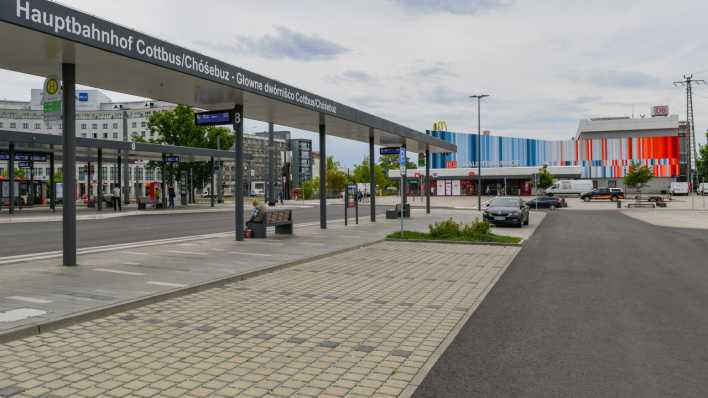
[669,182,689,196]
[545,180,594,196]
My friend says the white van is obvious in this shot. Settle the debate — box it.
[670,182,689,196]
[545,180,594,196]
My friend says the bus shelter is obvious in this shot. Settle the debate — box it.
[0,1,455,265]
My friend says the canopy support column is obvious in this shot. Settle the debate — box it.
[425,147,431,214]
[49,151,55,212]
[319,117,327,229]
[268,122,274,205]
[8,142,14,215]
[210,156,215,208]
[234,104,244,241]
[62,63,77,266]
[369,128,376,222]
[97,148,103,211]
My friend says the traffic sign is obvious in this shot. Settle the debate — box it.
[380,147,400,156]
[42,75,62,122]
[399,148,406,176]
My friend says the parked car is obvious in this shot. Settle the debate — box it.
[483,196,530,227]
[526,196,566,209]
[580,188,625,202]
[545,179,594,196]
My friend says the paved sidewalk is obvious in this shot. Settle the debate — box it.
[0,240,520,398]
[0,209,544,337]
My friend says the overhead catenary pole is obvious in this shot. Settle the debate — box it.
[319,116,327,229]
[234,104,245,241]
[674,75,705,189]
[470,94,489,210]
[217,135,223,203]
[369,128,376,222]
[62,63,77,266]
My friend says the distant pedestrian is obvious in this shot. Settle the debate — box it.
[168,185,176,208]
[112,184,121,212]
[278,190,284,205]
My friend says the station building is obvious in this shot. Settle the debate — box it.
[396,112,688,195]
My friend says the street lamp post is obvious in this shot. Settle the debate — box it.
[470,94,489,211]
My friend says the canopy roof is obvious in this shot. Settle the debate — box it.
[0,0,455,154]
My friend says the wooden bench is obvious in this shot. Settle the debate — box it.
[250,209,293,238]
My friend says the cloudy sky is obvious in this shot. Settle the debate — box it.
[3,0,708,167]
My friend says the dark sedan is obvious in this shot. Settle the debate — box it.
[526,196,566,209]
[483,197,530,227]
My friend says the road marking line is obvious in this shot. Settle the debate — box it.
[146,281,188,288]
[167,250,207,256]
[92,268,145,276]
[176,243,197,247]
[302,242,326,247]
[123,251,148,256]
[0,308,47,322]
[6,296,52,304]
[228,251,273,257]
[124,262,141,266]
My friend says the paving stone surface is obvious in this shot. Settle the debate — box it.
[0,241,519,397]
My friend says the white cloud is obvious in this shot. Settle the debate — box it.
[2,0,708,168]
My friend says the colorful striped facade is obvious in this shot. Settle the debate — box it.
[430,131,680,178]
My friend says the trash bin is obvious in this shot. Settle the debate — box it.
[617,200,621,209]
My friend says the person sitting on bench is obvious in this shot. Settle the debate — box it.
[246,199,268,230]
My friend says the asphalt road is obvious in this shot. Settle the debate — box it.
[0,204,385,257]
[414,210,708,398]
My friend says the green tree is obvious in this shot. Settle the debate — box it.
[147,105,233,190]
[351,157,387,187]
[378,154,416,192]
[697,142,708,182]
[537,165,554,191]
[325,156,347,197]
[302,177,318,200]
[623,162,653,196]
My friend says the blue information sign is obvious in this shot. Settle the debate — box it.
[195,110,233,126]
[380,147,400,156]
[165,155,180,162]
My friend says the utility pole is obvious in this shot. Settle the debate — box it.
[674,74,705,190]
[470,94,489,211]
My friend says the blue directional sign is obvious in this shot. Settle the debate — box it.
[380,147,400,156]
[195,110,233,126]
[165,155,180,162]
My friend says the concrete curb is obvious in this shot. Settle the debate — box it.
[385,238,523,247]
[0,239,384,344]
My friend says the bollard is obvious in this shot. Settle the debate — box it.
[617,200,621,209]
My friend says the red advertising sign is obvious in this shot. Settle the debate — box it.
[446,160,458,168]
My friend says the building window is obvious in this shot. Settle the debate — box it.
[141,121,146,127]
[113,123,118,129]
[102,123,108,129]
[0,122,3,128]
[103,133,108,139]
[92,123,98,129]
[113,132,119,139]
[81,133,87,138]
[150,131,155,137]
[93,133,98,139]
[10,122,15,128]
[22,123,29,129]
[141,131,146,137]
[81,123,87,130]
[34,123,41,129]
[131,122,137,128]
